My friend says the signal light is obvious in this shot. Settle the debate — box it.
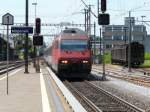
[101,0,106,13]
[35,18,41,34]
[33,35,43,46]
[98,13,110,25]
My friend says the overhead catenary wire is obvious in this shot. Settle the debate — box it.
[80,0,97,18]
[142,21,150,27]
[112,1,150,21]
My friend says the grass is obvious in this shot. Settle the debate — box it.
[140,60,150,68]
[141,53,150,68]
[145,53,150,60]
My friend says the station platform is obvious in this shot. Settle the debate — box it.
[0,63,86,112]
[0,65,42,112]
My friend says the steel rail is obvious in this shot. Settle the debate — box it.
[86,81,145,112]
[64,80,102,112]
[92,67,150,87]
[0,63,24,75]
[93,66,150,81]
[0,60,33,75]
[68,80,144,112]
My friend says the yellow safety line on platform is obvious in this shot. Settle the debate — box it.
[40,70,51,112]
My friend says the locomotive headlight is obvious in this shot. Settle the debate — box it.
[61,60,68,64]
[83,60,88,63]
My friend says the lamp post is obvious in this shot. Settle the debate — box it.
[32,2,37,67]
[32,2,37,19]
[141,16,146,25]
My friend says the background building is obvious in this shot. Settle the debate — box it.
[103,17,149,52]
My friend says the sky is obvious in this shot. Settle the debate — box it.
[0,0,150,45]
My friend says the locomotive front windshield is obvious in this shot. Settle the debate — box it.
[61,40,88,51]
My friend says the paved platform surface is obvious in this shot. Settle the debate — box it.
[0,62,87,112]
[0,65,42,112]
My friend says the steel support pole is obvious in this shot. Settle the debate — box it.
[93,22,96,64]
[84,9,87,32]
[99,28,102,64]
[88,5,91,36]
[32,2,37,68]
[86,9,89,35]
[6,24,9,95]
[128,11,131,72]
[102,26,106,80]
[124,28,127,44]
[25,0,29,73]
[97,0,99,16]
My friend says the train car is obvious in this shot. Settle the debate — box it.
[111,42,144,67]
[44,28,92,78]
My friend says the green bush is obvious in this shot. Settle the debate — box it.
[140,60,150,68]
[104,52,111,64]
[145,53,150,60]
[19,52,24,60]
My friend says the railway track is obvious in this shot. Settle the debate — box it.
[95,64,150,76]
[0,61,27,75]
[134,68,150,76]
[92,66,150,87]
[64,80,102,112]
[64,80,144,112]
[93,65,150,81]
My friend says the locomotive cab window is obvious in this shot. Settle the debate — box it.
[63,29,76,33]
[60,40,88,51]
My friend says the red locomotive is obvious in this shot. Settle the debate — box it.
[44,28,92,78]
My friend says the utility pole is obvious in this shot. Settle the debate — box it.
[88,5,91,36]
[87,8,89,34]
[85,5,91,36]
[84,9,87,32]
[94,22,96,64]
[124,28,127,44]
[99,28,102,64]
[128,11,131,72]
[102,26,106,80]
[25,0,29,73]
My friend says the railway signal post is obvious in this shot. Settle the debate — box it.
[33,18,43,73]
[98,0,110,80]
